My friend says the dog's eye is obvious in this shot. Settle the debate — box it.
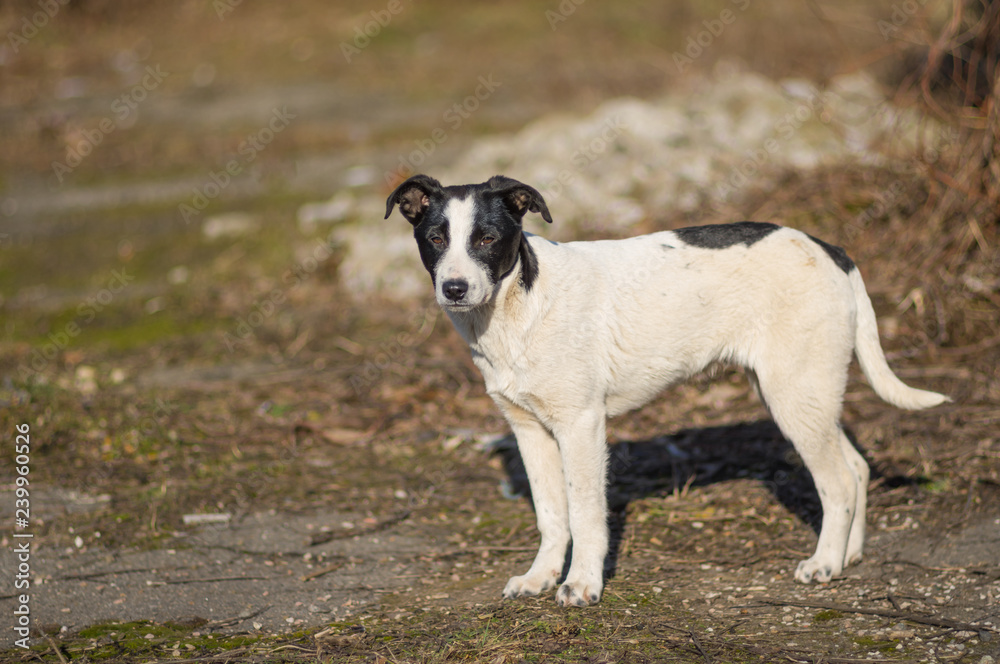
[430,236,444,245]
[481,236,495,246]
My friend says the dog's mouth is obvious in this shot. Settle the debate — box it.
[440,300,478,311]
[436,292,488,311]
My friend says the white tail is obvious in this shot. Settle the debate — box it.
[849,269,950,410]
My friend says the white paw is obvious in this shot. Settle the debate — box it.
[503,570,559,599]
[794,557,839,584]
[555,578,602,607]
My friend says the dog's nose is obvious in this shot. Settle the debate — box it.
[442,279,468,302]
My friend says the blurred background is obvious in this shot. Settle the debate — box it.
[0,0,998,650]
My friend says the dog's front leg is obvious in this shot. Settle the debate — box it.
[553,409,608,607]
[497,401,570,600]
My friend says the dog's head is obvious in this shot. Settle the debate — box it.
[385,174,552,310]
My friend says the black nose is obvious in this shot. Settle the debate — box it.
[442,279,468,302]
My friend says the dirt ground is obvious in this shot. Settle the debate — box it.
[1,1,999,662]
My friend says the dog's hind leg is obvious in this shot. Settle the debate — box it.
[497,400,571,600]
[755,356,861,583]
[840,429,869,566]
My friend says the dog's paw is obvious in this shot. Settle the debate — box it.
[794,558,837,584]
[555,580,602,608]
[503,571,558,600]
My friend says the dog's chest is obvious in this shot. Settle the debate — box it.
[455,316,545,412]
[468,335,530,396]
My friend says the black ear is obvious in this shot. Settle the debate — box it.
[487,175,553,224]
[385,174,444,225]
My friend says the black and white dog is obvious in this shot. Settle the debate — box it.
[385,174,948,608]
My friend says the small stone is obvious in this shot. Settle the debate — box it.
[167,266,190,285]
[888,622,916,639]
[74,366,98,395]
[202,213,259,240]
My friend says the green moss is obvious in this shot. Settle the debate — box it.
[853,635,900,654]
[813,609,844,622]
[918,477,951,493]
[60,619,272,662]
[75,314,215,352]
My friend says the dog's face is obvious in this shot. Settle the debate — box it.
[385,174,552,310]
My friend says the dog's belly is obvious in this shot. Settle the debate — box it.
[605,382,676,418]
[602,341,722,417]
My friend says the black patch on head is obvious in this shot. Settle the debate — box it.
[471,189,535,288]
[410,208,450,286]
[385,174,444,225]
[388,174,551,295]
[807,234,855,274]
[486,175,553,224]
[674,221,781,249]
[518,235,539,291]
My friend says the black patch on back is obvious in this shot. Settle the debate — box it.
[807,234,855,274]
[674,221,780,249]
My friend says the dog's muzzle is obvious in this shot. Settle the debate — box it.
[442,279,469,303]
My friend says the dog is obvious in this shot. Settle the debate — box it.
[385,173,948,608]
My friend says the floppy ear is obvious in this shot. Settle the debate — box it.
[385,174,443,225]
[487,175,553,224]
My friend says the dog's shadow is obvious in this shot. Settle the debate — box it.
[489,419,853,580]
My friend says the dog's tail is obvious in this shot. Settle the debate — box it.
[850,268,950,410]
